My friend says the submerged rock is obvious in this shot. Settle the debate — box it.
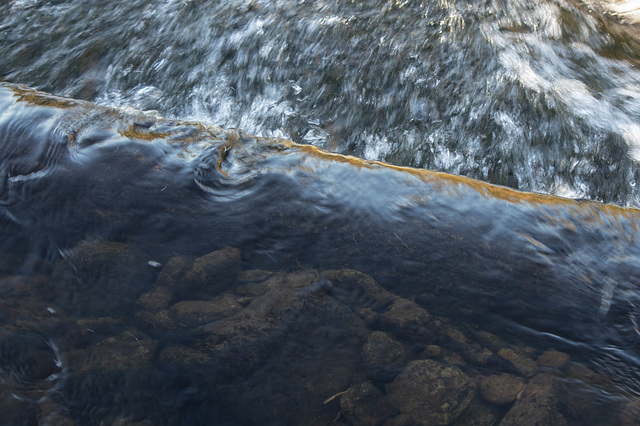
[453,397,501,426]
[135,309,176,332]
[320,269,396,312]
[339,381,397,426]
[68,329,157,373]
[179,247,241,298]
[0,389,37,426]
[443,325,468,344]
[36,395,74,426]
[497,348,538,377]
[376,298,437,343]
[536,349,570,369]
[0,252,23,275]
[214,295,369,425]
[154,255,194,288]
[236,269,273,283]
[157,345,211,368]
[566,361,608,385]
[73,317,126,347]
[199,270,319,341]
[136,286,174,312]
[478,374,526,405]
[619,401,640,426]
[153,247,241,300]
[498,373,567,426]
[234,282,268,297]
[421,344,443,358]
[473,331,503,350]
[170,294,242,327]
[49,240,155,316]
[361,331,407,381]
[386,359,476,425]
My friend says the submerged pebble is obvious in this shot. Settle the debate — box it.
[386,359,476,425]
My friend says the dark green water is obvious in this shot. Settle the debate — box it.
[3,0,640,424]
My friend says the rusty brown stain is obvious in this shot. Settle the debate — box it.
[8,83,84,109]
[283,140,640,222]
[118,125,171,141]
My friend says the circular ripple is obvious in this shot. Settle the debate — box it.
[0,329,63,401]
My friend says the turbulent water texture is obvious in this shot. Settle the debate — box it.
[2,83,640,423]
[3,0,640,205]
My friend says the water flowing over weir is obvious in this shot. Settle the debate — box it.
[4,0,640,205]
[3,83,640,424]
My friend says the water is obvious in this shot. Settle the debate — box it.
[4,0,640,204]
[2,0,640,424]
[1,82,639,424]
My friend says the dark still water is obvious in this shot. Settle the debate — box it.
[3,0,640,425]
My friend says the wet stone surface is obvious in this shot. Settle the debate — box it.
[339,381,398,426]
[178,247,241,299]
[478,374,526,406]
[386,359,476,425]
[48,240,157,317]
[498,373,568,426]
[362,331,406,381]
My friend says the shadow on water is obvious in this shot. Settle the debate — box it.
[1,83,640,424]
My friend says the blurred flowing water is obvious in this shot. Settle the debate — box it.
[3,0,640,425]
[4,0,640,204]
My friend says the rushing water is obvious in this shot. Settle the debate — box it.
[3,0,640,425]
[3,0,640,205]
